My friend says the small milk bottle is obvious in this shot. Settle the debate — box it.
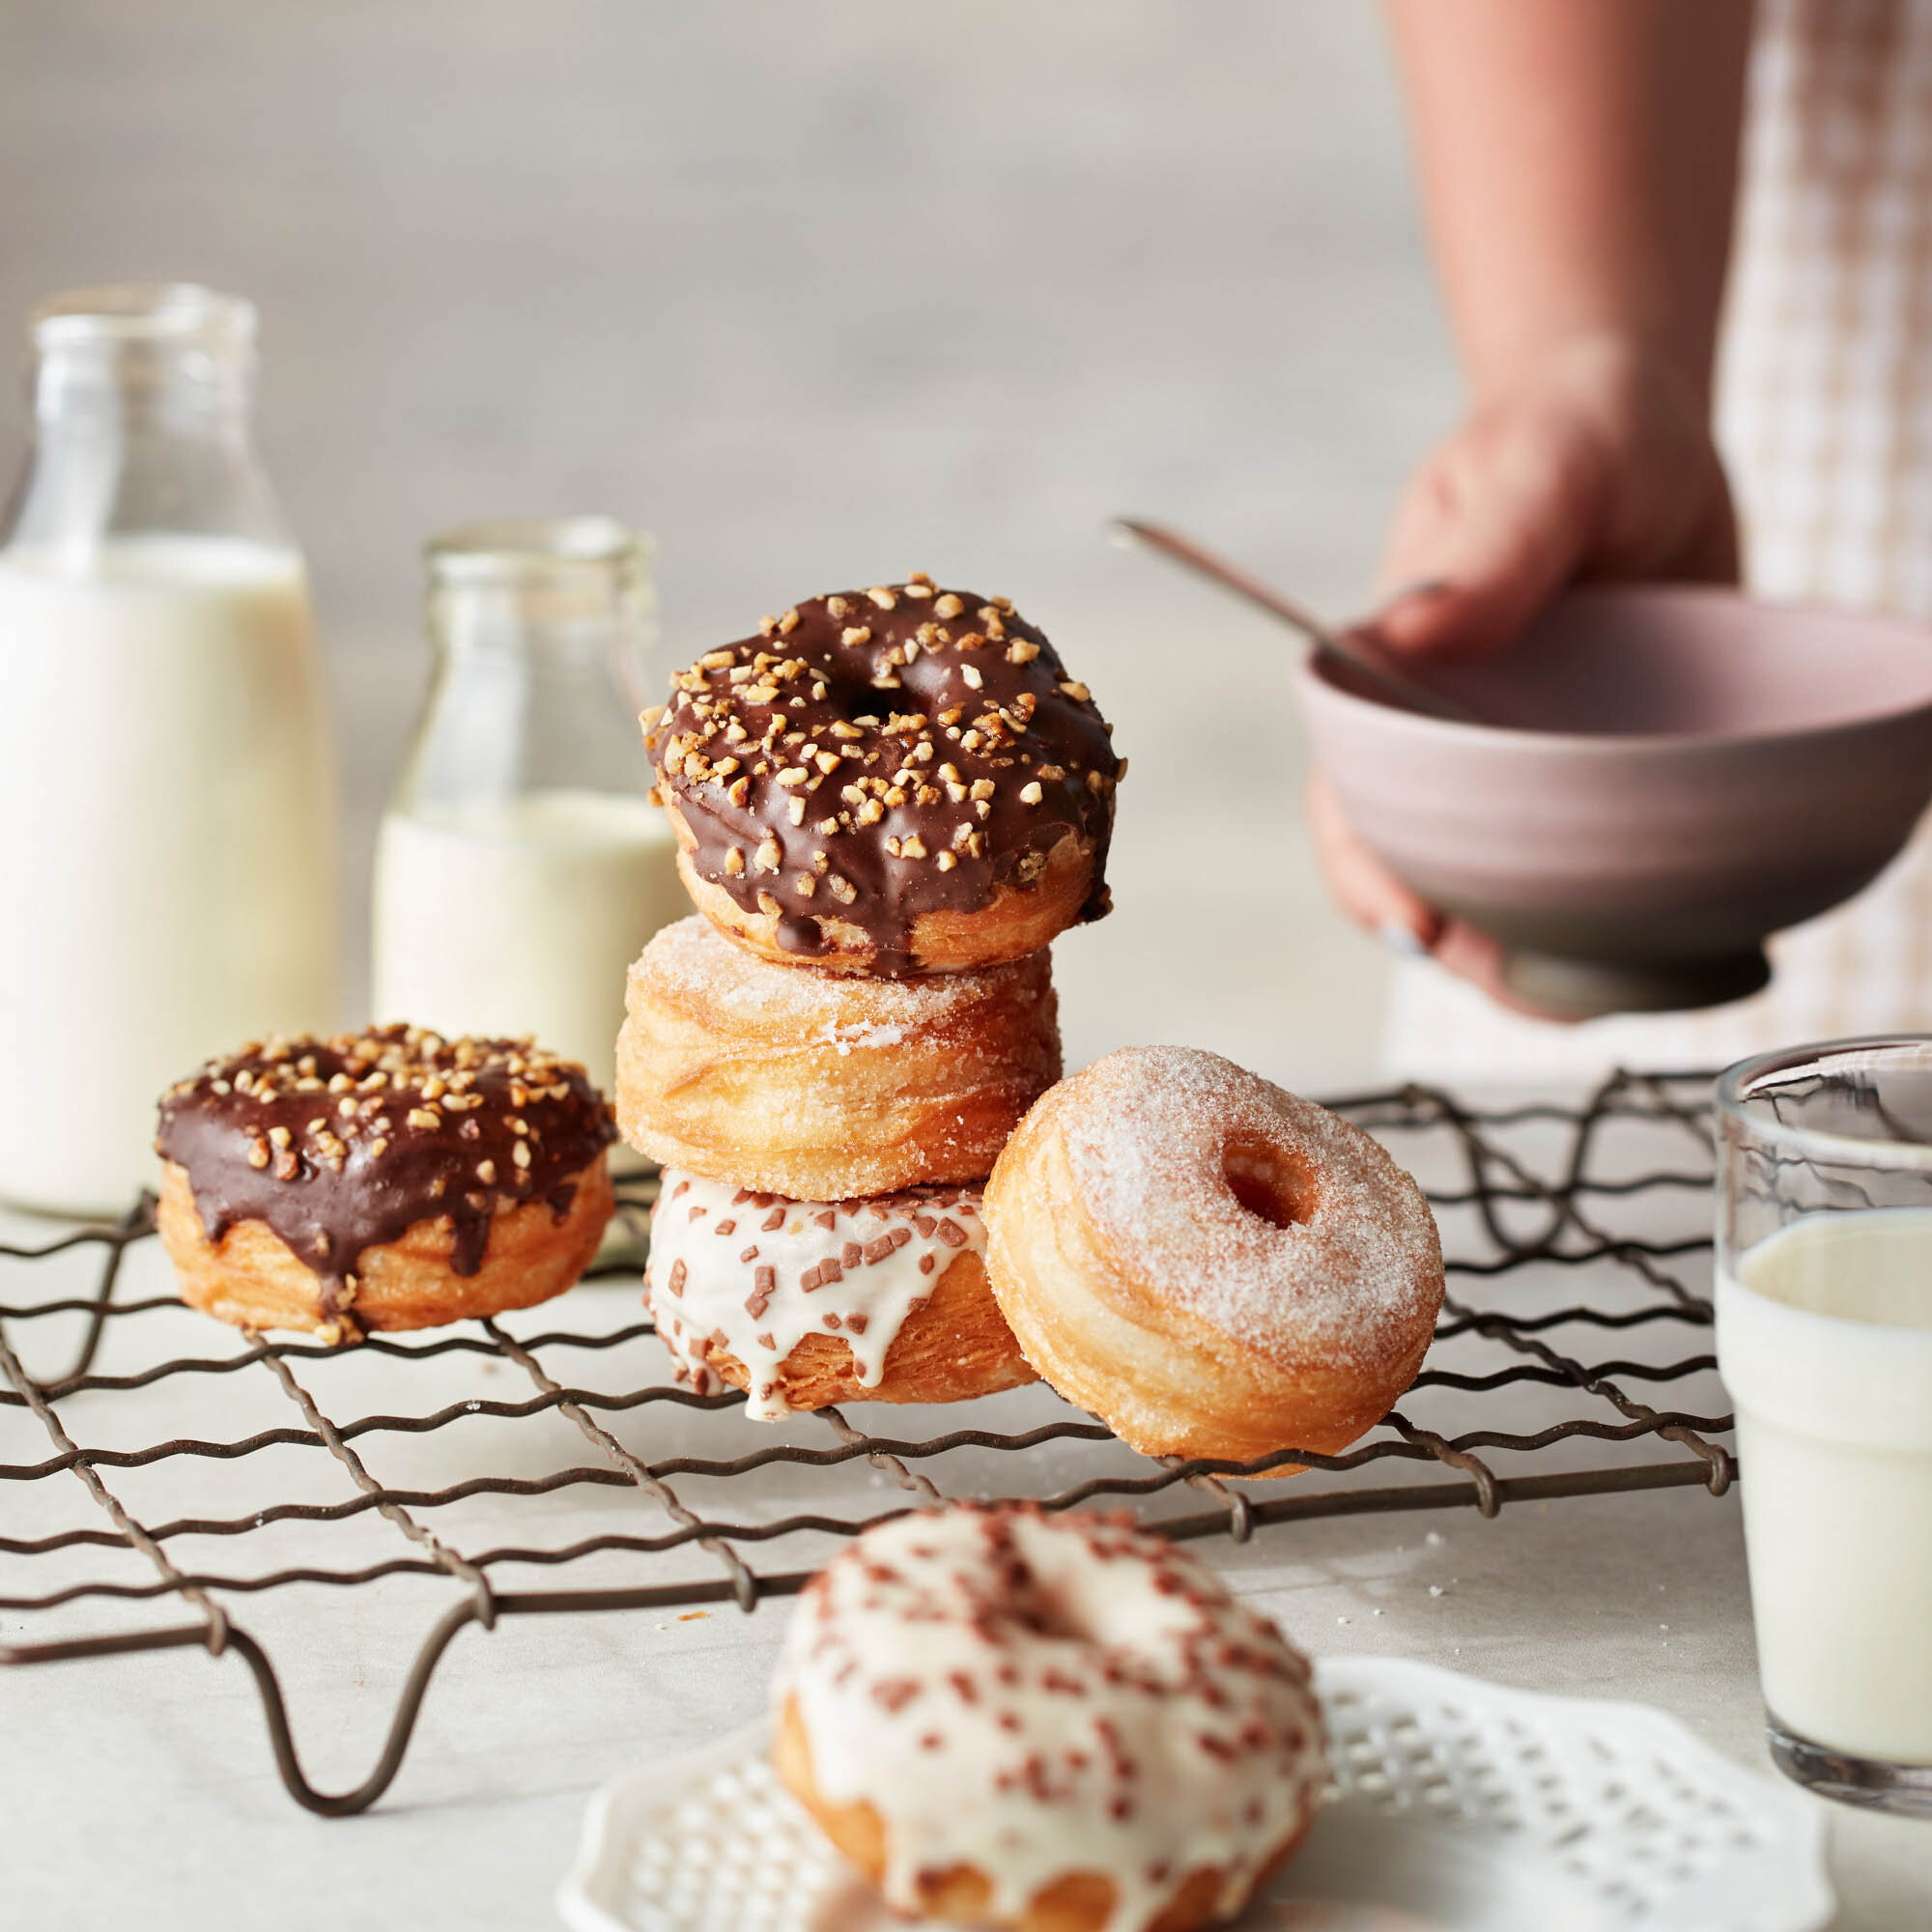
[370,518,685,1100]
[0,285,338,1217]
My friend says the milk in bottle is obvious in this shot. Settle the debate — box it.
[0,288,337,1216]
[371,518,677,1101]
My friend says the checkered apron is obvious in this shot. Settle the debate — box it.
[1385,0,1932,1079]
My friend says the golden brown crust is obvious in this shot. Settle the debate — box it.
[667,796,1099,977]
[156,1153,613,1340]
[983,1059,1441,1476]
[615,916,1061,1200]
[682,1250,1036,1412]
[774,1696,1309,1932]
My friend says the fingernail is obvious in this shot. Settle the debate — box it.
[1380,578,1453,611]
[1378,919,1431,960]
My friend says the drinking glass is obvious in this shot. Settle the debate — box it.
[1716,1036,1932,1814]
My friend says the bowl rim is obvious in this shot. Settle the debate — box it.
[1296,583,1932,755]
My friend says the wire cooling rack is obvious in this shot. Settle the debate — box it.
[0,1070,1732,1816]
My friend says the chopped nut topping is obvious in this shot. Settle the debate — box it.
[933,592,964,619]
[841,625,872,647]
[1007,639,1039,665]
[1019,781,1043,804]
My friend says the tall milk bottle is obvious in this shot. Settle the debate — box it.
[0,286,338,1217]
[371,519,684,1101]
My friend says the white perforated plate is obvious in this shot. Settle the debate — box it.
[557,1656,1833,1932]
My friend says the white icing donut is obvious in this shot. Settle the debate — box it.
[772,1504,1326,1932]
[645,1169,1031,1420]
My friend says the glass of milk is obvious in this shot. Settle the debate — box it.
[371,517,685,1102]
[1717,1037,1932,1815]
[0,285,338,1218]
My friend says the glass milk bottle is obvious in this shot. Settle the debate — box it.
[371,517,685,1100]
[0,285,338,1218]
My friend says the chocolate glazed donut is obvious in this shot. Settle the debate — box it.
[643,574,1123,977]
[156,1026,616,1341]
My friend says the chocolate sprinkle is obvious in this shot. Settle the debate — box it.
[644,577,1122,975]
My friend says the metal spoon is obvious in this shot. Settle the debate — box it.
[1108,517,1482,725]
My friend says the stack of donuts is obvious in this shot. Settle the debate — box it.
[617,573,1124,1418]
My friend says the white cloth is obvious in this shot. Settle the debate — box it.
[1386,0,1932,1081]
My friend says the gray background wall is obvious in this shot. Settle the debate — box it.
[0,1,1462,1089]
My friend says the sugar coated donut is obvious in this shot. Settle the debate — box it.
[983,1046,1442,1471]
[645,1170,1033,1419]
[616,915,1061,1201]
[642,573,1123,977]
[772,1502,1326,1932]
[156,1026,616,1343]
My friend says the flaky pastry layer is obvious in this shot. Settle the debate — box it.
[616,916,1061,1200]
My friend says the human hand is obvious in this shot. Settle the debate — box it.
[1313,333,1739,1013]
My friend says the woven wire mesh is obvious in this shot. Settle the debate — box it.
[0,1069,1733,1814]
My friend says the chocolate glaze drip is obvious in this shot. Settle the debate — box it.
[156,1025,616,1321]
[644,577,1122,976]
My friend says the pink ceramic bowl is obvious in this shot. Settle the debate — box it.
[1295,585,1932,1018]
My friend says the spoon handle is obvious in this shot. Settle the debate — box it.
[1109,517,1479,725]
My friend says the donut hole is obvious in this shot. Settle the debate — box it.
[1008,1582,1089,1643]
[1222,1136,1315,1230]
